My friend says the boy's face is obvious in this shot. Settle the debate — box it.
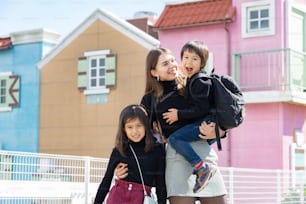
[181,50,202,78]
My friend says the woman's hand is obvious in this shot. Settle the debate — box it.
[114,162,128,179]
[198,121,226,140]
[162,108,178,125]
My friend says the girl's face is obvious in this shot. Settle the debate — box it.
[124,118,146,143]
[181,50,202,78]
[151,53,178,81]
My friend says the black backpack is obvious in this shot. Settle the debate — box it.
[189,69,245,150]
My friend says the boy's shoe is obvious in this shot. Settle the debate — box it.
[193,163,217,193]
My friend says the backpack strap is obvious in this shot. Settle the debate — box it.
[150,93,175,145]
[213,112,222,150]
[150,94,163,143]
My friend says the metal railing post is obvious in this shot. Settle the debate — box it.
[228,167,234,204]
[84,156,91,204]
[277,170,281,204]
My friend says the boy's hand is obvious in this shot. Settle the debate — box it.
[176,72,187,88]
[162,108,178,125]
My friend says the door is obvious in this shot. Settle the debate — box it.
[288,6,306,91]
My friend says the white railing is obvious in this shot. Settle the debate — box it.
[0,150,305,204]
[0,150,107,204]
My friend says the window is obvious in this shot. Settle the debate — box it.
[88,57,106,89]
[77,50,117,101]
[249,7,269,31]
[242,0,275,38]
[291,143,305,184]
[0,72,20,112]
[0,79,6,104]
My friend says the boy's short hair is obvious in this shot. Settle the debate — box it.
[180,40,209,68]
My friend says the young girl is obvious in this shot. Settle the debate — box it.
[164,40,227,193]
[93,104,167,204]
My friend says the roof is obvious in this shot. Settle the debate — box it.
[37,9,160,69]
[10,29,60,45]
[0,37,11,49]
[154,0,235,30]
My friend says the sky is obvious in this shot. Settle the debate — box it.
[1,0,178,39]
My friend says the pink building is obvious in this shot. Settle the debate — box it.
[154,0,306,170]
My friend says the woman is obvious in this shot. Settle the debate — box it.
[116,48,227,204]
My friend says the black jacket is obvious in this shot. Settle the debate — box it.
[94,139,166,204]
[141,81,200,138]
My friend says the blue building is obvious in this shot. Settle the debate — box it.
[0,29,60,152]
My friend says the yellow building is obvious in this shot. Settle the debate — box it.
[37,9,159,157]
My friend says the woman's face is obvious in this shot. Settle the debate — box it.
[151,53,178,81]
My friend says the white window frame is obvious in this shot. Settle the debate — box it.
[204,52,214,74]
[0,72,12,112]
[84,50,110,95]
[241,0,275,38]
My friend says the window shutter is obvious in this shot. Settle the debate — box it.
[105,54,116,88]
[77,57,88,90]
[8,75,20,107]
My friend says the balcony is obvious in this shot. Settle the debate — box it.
[232,48,306,104]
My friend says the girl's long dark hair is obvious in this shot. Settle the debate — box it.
[115,104,155,157]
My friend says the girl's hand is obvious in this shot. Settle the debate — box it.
[114,162,128,179]
[162,108,178,125]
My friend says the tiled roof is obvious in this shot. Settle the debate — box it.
[0,37,12,49]
[154,0,235,30]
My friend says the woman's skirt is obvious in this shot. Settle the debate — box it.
[166,140,227,197]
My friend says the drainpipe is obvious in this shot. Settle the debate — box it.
[224,21,232,167]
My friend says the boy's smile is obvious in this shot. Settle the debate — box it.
[181,50,202,78]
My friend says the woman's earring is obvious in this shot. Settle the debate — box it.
[157,76,160,81]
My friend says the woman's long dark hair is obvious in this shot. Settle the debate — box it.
[115,104,155,157]
[145,48,173,99]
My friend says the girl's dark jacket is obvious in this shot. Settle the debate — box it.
[94,139,166,204]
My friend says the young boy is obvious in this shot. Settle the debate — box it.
[163,40,224,193]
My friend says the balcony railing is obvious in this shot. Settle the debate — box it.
[232,48,306,93]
